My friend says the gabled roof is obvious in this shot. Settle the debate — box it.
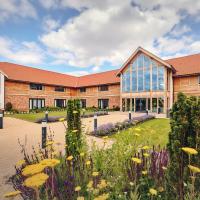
[165,54,200,76]
[0,62,120,88]
[117,47,173,75]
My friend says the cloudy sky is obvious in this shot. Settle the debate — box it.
[0,0,200,76]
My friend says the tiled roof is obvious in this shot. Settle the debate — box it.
[166,54,200,76]
[77,69,119,87]
[0,62,120,87]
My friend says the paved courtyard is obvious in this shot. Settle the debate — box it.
[0,111,144,199]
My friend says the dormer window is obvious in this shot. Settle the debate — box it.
[99,85,109,91]
[55,86,65,92]
[30,83,43,90]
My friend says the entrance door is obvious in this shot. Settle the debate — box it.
[135,98,146,112]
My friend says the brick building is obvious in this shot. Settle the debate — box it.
[0,47,199,113]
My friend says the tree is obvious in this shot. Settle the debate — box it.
[166,93,200,199]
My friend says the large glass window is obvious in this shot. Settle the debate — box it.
[122,67,130,92]
[152,62,158,91]
[158,66,165,90]
[131,61,137,92]
[138,69,144,91]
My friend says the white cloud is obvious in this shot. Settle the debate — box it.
[0,0,37,23]
[40,0,200,69]
[92,66,100,72]
[38,0,60,9]
[170,25,191,37]
[43,16,60,32]
[66,70,89,76]
[0,37,45,65]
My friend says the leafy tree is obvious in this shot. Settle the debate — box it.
[166,93,200,199]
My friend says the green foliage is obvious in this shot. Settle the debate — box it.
[66,99,83,157]
[166,93,200,199]
[5,102,12,111]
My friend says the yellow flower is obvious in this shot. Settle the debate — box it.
[80,152,85,157]
[77,196,84,200]
[24,173,49,188]
[72,130,78,133]
[40,159,60,168]
[142,145,150,150]
[158,186,164,192]
[4,190,21,198]
[52,151,59,156]
[132,157,142,164]
[73,111,78,114]
[46,141,54,146]
[87,180,93,189]
[134,133,140,137]
[188,165,200,173]
[182,147,198,155]
[162,166,167,170]
[149,188,157,196]
[22,163,45,176]
[75,186,81,192]
[65,144,68,147]
[94,193,109,200]
[86,160,91,166]
[92,171,99,177]
[59,118,65,122]
[16,159,26,167]
[130,182,134,186]
[142,170,148,175]
[102,136,108,140]
[143,153,150,157]
[135,128,141,132]
[97,179,107,189]
[66,155,73,161]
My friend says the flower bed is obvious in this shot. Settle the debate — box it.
[91,115,155,136]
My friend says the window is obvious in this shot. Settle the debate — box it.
[98,99,109,109]
[152,63,158,91]
[80,87,86,93]
[30,83,43,90]
[122,67,130,92]
[54,99,66,108]
[158,66,165,90]
[55,86,65,92]
[80,99,86,108]
[29,98,45,109]
[99,85,109,91]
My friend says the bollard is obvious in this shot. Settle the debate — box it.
[0,112,3,129]
[41,120,47,149]
[128,111,131,122]
[94,113,97,134]
[45,111,48,122]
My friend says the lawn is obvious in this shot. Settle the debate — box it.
[5,110,96,122]
[113,118,170,147]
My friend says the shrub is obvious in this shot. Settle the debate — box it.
[5,102,12,111]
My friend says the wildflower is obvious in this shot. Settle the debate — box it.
[59,118,65,122]
[134,133,140,137]
[149,188,157,196]
[143,153,150,157]
[77,197,84,200]
[142,145,150,150]
[16,159,26,167]
[162,166,167,170]
[75,186,81,192]
[4,190,21,198]
[188,165,200,173]
[86,160,91,166]
[142,170,148,175]
[80,152,85,157]
[87,180,93,189]
[92,171,99,177]
[24,173,49,188]
[66,155,73,161]
[182,147,198,155]
[97,179,107,189]
[52,151,59,156]
[22,163,45,176]
[73,110,78,114]
[40,159,60,168]
[102,136,108,140]
[72,130,78,133]
[131,157,142,164]
[46,141,54,146]
[129,182,134,186]
[65,144,68,147]
[94,193,109,200]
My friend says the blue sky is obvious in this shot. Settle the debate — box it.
[0,0,200,76]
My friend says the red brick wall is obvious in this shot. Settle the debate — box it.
[5,81,72,111]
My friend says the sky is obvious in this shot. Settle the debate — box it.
[0,0,200,76]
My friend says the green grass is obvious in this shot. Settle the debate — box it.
[113,118,170,147]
